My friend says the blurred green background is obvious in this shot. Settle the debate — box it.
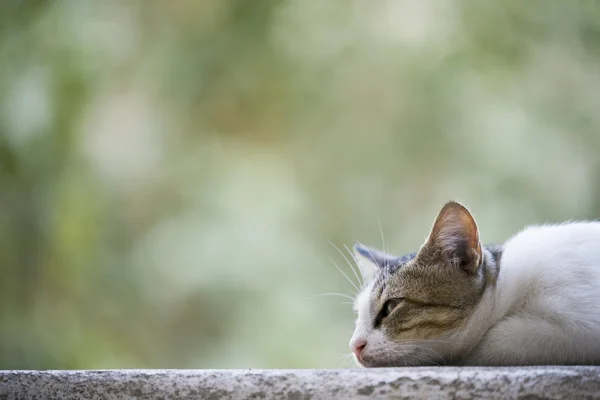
[1,0,600,369]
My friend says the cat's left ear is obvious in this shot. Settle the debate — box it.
[353,243,394,283]
[422,201,482,273]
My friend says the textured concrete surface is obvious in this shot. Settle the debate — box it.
[1,367,600,400]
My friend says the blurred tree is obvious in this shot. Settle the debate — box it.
[1,0,600,369]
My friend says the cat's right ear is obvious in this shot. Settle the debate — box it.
[353,243,389,283]
[421,201,483,274]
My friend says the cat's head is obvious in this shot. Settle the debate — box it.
[349,201,494,367]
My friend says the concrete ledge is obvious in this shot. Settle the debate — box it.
[1,367,599,399]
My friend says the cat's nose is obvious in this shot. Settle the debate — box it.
[351,339,367,358]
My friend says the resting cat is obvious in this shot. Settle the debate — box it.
[349,201,600,366]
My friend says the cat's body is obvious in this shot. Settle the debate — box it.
[349,202,600,367]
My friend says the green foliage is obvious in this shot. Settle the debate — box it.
[1,0,600,369]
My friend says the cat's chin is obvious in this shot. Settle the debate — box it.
[357,350,444,368]
[359,358,439,368]
[353,353,384,368]
[355,356,401,368]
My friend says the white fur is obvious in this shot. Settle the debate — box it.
[349,283,375,354]
[350,282,398,366]
[460,222,600,365]
[351,221,600,366]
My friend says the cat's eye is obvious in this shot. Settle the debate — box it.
[384,299,402,316]
[374,298,404,328]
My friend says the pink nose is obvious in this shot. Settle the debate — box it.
[351,339,367,358]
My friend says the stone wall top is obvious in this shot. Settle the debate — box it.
[1,367,599,400]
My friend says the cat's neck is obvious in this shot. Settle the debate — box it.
[450,246,505,359]
[482,245,502,290]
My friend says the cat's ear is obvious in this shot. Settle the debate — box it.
[422,201,482,273]
[353,243,393,283]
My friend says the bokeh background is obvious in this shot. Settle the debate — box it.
[2,0,600,369]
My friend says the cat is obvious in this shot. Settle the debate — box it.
[349,201,600,367]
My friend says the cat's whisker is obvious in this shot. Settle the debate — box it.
[385,341,449,366]
[328,239,363,290]
[338,353,357,368]
[413,353,442,367]
[329,258,360,294]
[381,347,413,367]
[362,246,378,266]
[382,346,443,367]
[305,292,355,301]
[416,346,445,360]
[399,339,449,345]
[377,215,388,255]
[342,243,364,288]
[401,338,468,346]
